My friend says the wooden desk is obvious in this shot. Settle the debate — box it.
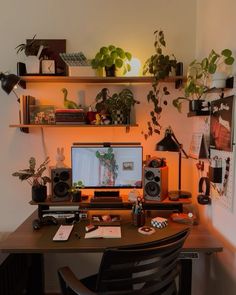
[0,210,223,295]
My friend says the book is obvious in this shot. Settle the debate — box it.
[84,226,121,239]
[20,95,36,124]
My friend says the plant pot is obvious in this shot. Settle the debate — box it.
[105,64,116,77]
[32,185,47,202]
[25,55,40,74]
[211,72,227,88]
[71,191,82,202]
[189,100,207,112]
[112,110,125,124]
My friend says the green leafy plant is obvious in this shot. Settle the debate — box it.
[142,30,177,139]
[173,49,235,112]
[95,88,140,123]
[15,34,45,56]
[91,45,132,75]
[12,157,51,186]
[69,180,84,193]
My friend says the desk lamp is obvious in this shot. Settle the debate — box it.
[156,126,191,199]
[0,72,23,101]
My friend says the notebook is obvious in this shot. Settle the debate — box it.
[84,226,121,239]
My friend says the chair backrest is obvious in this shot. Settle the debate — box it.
[96,228,189,295]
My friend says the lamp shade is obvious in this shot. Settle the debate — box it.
[156,129,180,152]
[0,73,21,94]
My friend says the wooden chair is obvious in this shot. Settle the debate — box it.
[58,228,189,295]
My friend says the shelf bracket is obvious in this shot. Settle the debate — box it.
[125,125,130,133]
[20,127,29,133]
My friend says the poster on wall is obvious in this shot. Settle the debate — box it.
[210,95,234,152]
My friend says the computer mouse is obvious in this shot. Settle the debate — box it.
[32,219,41,230]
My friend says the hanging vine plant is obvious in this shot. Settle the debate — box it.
[142,29,177,139]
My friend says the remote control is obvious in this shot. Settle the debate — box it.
[53,225,74,241]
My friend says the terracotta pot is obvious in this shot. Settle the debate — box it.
[32,185,47,202]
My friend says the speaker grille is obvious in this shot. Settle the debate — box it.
[143,166,168,201]
[50,168,72,201]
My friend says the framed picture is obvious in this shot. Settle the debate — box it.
[122,161,134,171]
[210,95,234,152]
[41,60,55,74]
[30,105,55,124]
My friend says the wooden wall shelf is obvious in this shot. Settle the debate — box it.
[20,75,185,85]
[9,124,138,133]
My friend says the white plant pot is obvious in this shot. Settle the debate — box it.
[211,72,227,88]
[25,56,40,74]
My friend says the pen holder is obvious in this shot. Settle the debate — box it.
[132,212,145,227]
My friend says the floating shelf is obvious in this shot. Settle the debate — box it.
[9,123,138,133]
[187,111,210,117]
[20,75,185,85]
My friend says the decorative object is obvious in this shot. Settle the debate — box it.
[41,59,55,74]
[210,95,234,152]
[142,30,177,139]
[29,105,55,124]
[16,37,66,75]
[156,127,191,200]
[173,49,235,112]
[61,88,79,109]
[95,88,139,124]
[60,52,96,77]
[91,45,132,76]
[189,133,208,159]
[55,147,66,168]
[69,180,84,202]
[12,157,51,202]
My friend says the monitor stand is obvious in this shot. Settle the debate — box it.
[94,191,120,198]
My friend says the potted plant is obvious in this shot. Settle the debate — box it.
[172,49,235,113]
[69,180,84,202]
[91,45,132,76]
[15,34,45,74]
[12,156,51,202]
[142,29,178,139]
[95,88,140,124]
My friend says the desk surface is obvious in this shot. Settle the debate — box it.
[0,210,223,254]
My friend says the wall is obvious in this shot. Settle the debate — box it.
[195,0,236,294]
[0,0,198,293]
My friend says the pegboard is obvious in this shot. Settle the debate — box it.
[210,149,235,212]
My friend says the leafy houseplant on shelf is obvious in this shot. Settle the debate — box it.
[91,45,132,77]
[142,29,178,139]
[12,157,51,202]
[15,34,45,74]
[172,49,235,113]
[69,180,84,202]
[95,88,140,124]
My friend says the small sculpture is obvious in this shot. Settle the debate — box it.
[55,147,66,168]
[62,88,78,109]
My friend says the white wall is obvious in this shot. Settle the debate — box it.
[0,0,199,293]
[195,1,236,294]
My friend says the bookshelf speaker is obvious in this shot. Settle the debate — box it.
[50,168,72,201]
[143,166,168,201]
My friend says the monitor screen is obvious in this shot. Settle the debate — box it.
[71,145,143,188]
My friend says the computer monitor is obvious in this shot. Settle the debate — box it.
[71,144,143,188]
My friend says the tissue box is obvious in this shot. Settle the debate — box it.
[68,66,96,77]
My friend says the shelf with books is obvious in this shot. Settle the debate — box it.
[9,123,138,133]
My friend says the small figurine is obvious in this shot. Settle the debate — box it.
[95,113,101,125]
[55,147,66,168]
[62,88,79,109]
